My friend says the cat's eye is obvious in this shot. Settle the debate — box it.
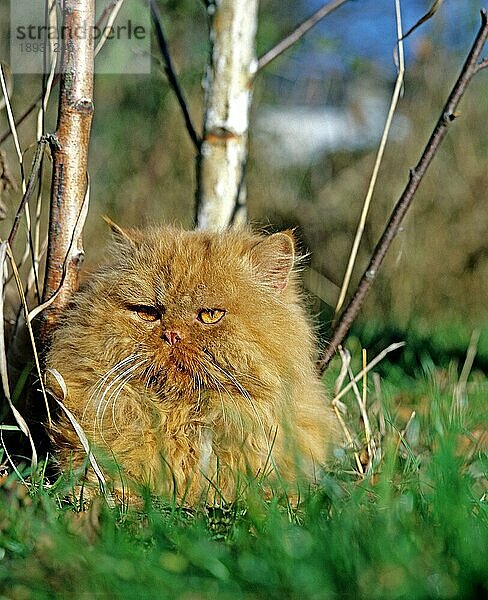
[132,305,161,322]
[198,308,226,324]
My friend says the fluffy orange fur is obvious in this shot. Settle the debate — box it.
[46,225,338,504]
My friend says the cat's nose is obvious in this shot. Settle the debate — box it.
[162,330,182,346]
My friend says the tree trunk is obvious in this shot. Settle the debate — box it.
[40,0,95,345]
[196,0,259,230]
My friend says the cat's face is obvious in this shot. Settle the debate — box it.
[86,226,298,396]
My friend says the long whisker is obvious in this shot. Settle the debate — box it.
[195,373,202,408]
[202,351,268,455]
[95,359,147,439]
[82,354,140,429]
[107,359,149,435]
[90,354,139,399]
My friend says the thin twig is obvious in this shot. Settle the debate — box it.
[334,0,404,319]
[332,342,406,403]
[400,0,443,41]
[32,0,59,302]
[0,4,121,147]
[0,243,38,468]
[94,0,125,57]
[0,59,41,302]
[0,97,41,146]
[332,401,364,475]
[340,347,376,473]
[0,65,26,192]
[149,0,201,151]
[373,372,386,438]
[333,346,350,396]
[257,0,350,71]
[474,57,488,72]
[7,137,51,248]
[318,9,488,373]
[5,243,51,426]
[360,348,376,471]
[332,348,363,474]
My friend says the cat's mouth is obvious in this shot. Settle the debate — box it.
[157,346,227,389]
[165,344,196,366]
[156,344,209,382]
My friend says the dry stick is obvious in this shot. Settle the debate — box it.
[7,137,51,248]
[334,0,404,319]
[258,0,350,71]
[332,401,364,475]
[31,1,59,302]
[0,242,38,469]
[340,348,376,472]
[40,0,95,345]
[400,0,443,41]
[333,346,350,396]
[2,54,42,304]
[5,243,51,426]
[0,4,119,147]
[0,65,26,196]
[149,0,201,151]
[333,341,405,403]
[0,95,42,146]
[332,348,364,474]
[318,9,488,373]
[360,348,376,471]
[94,0,125,56]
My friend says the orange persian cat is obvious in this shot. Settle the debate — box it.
[46,225,337,504]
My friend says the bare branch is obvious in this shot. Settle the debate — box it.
[400,0,443,41]
[40,0,95,345]
[258,0,349,71]
[149,0,201,151]
[318,9,488,373]
[475,57,488,73]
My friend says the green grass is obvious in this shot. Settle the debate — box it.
[1,358,487,600]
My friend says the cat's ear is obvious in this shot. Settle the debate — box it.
[250,231,295,291]
[103,215,141,247]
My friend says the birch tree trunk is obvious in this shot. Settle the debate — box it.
[196,0,259,230]
[40,0,94,344]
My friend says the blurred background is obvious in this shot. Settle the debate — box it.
[0,0,487,372]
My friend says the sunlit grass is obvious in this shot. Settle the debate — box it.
[1,355,486,600]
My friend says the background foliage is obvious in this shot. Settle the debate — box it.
[1,1,487,341]
[0,2,487,597]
